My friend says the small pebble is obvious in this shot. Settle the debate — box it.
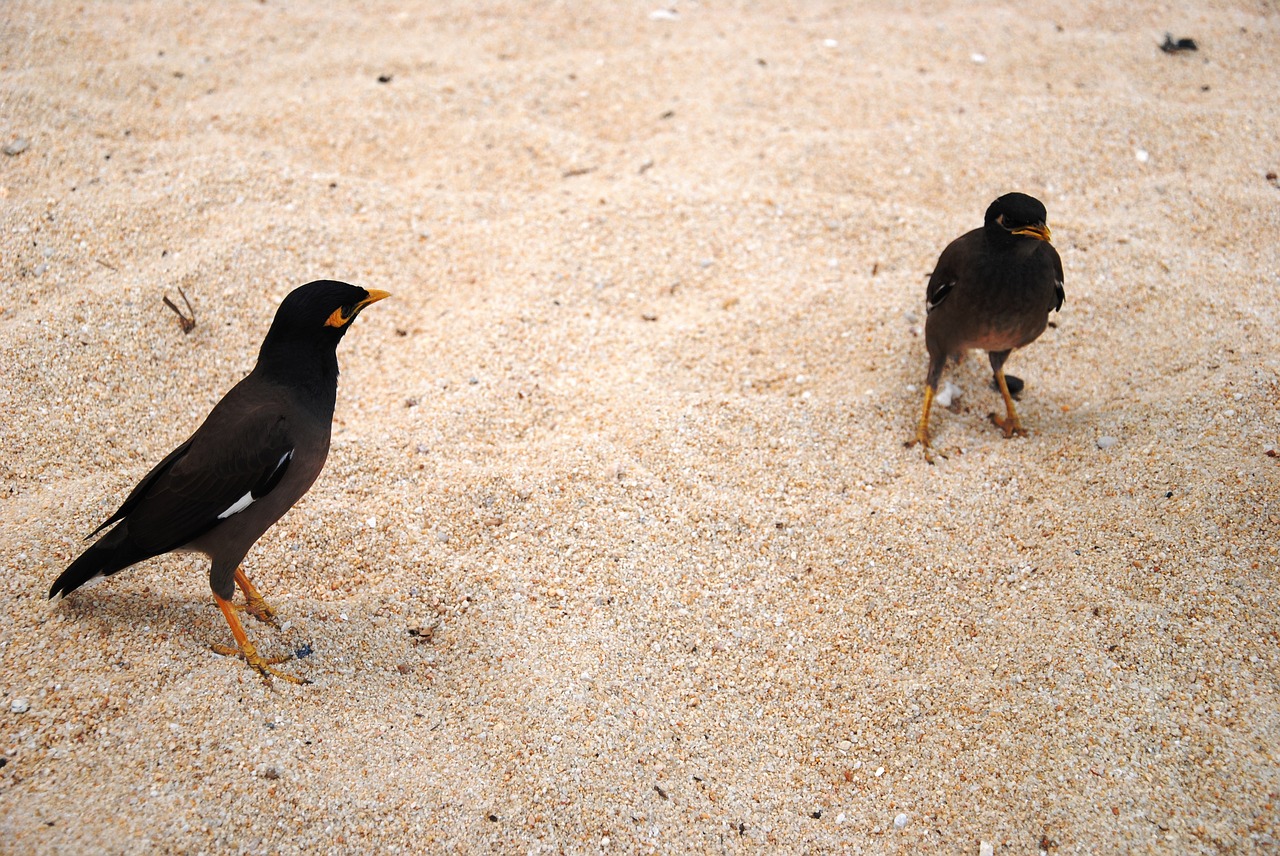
[1096,435,1119,450]
[970,53,987,64]
[3,137,29,156]
[10,698,29,714]
[894,812,908,829]
[1135,148,1150,164]
[980,841,994,856]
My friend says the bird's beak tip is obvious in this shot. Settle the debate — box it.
[1013,224,1052,243]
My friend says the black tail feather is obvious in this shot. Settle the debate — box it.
[49,524,149,599]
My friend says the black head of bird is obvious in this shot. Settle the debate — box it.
[266,280,388,339]
[258,280,389,361]
[50,279,389,684]
[908,193,1064,463]
[984,192,1052,246]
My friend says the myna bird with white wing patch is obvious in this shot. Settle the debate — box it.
[910,193,1064,462]
[49,280,389,683]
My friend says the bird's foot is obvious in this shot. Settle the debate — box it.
[905,435,948,464]
[231,567,280,628]
[921,442,948,464]
[910,385,948,464]
[211,641,310,685]
[235,592,280,628]
[989,413,1029,439]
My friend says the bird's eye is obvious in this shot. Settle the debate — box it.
[324,305,355,328]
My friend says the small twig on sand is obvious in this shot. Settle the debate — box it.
[162,287,196,334]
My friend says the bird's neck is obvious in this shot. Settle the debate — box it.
[254,340,341,413]
[985,231,1037,259]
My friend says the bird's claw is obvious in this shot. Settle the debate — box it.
[235,594,280,628]
[989,413,1029,439]
[211,643,310,685]
[905,435,948,464]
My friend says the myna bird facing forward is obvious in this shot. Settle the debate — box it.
[910,193,1064,462]
[49,280,389,683]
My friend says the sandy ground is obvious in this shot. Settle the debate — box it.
[2,1,1278,853]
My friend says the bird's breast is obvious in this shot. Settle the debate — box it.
[962,315,1050,353]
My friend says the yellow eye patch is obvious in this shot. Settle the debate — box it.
[323,290,390,328]
[324,306,354,328]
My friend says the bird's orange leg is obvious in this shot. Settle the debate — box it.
[907,385,945,463]
[233,566,279,627]
[990,369,1028,438]
[212,594,308,685]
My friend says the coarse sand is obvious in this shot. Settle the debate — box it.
[2,2,1278,853]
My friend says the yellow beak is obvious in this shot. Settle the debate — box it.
[325,289,391,328]
[1012,224,1052,243]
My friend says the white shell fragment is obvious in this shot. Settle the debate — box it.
[935,380,963,408]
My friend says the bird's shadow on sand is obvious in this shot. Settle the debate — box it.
[54,587,220,640]
[52,585,334,674]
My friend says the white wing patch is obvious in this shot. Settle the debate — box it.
[216,450,293,520]
[218,491,255,520]
[926,280,954,314]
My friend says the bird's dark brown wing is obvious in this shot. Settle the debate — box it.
[86,438,194,538]
[926,229,979,313]
[1050,247,1065,311]
[926,273,955,314]
[97,386,297,556]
